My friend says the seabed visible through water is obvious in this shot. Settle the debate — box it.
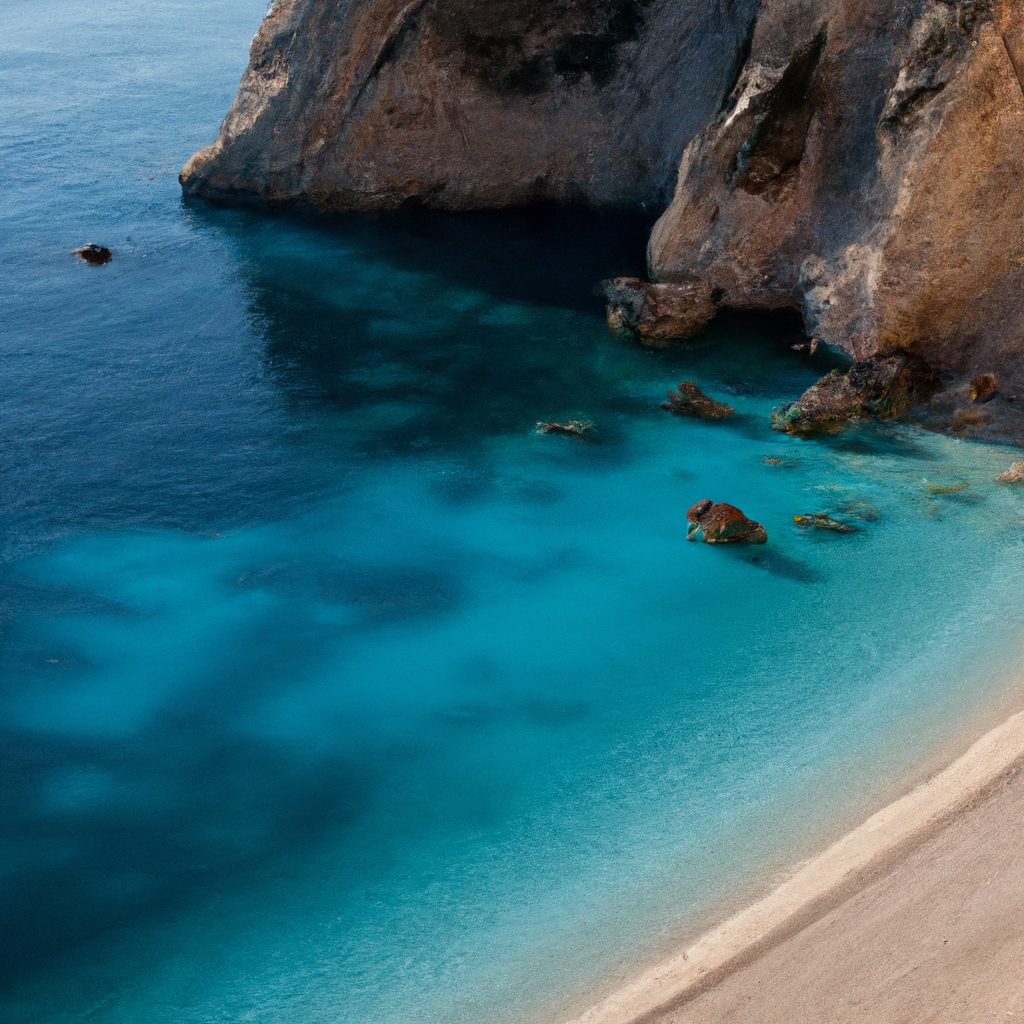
[3,2,1024,1023]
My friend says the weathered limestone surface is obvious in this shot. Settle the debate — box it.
[648,0,1024,387]
[184,0,1024,435]
[181,0,760,211]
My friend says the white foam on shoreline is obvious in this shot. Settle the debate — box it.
[568,702,1024,1024]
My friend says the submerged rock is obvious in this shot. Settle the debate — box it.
[661,381,734,419]
[924,478,969,495]
[72,244,112,265]
[771,355,943,434]
[996,461,1024,483]
[793,513,858,534]
[687,500,767,544]
[537,420,595,439]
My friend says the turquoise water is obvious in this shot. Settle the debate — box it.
[4,3,1024,1023]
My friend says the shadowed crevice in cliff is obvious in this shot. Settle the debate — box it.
[435,0,650,94]
[733,31,825,199]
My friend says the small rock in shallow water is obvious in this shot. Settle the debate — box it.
[661,381,734,419]
[72,244,112,265]
[925,478,969,495]
[537,420,594,439]
[687,500,767,544]
[970,374,998,403]
[793,513,858,534]
[996,461,1024,483]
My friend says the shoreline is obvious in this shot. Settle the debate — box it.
[567,701,1024,1024]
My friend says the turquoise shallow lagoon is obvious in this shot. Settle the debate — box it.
[3,2,1024,1023]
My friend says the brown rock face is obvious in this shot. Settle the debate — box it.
[603,277,717,344]
[772,354,943,434]
[180,0,760,211]
[646,0,1024,389]
[687,500,768,544]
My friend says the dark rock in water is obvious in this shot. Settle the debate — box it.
[179,0,761,212]
[687,500,767,544]
[603,278,716,346]
[661,381,734,419]
[72,244,112,265]
[537,420,595,439]
[793,513,858,534]
[970,374,999,403]
[771,355,943,435]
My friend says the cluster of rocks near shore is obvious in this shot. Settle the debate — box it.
[180,0,1024,443]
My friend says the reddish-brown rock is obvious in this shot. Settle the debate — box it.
[687,500,768,544]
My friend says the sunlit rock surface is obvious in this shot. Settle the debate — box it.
[180,0,760,211]
[649,0,1024,391]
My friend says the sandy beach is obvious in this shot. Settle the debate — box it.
[570,707,1024,1024]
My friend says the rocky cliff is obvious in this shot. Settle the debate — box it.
[180,0,760,211]
[637,0,1024,397]
[185,0,1024,436]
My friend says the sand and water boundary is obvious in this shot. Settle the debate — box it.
[568,703,1024,1024]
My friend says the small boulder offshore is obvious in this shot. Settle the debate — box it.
[661,381,734,419]
[72,244,112,265]
[772,354,942,435]
[603,278,716,347]
[687,500,767,544]
[996,461,1024,483]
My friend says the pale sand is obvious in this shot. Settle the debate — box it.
[568,708,1024,1024]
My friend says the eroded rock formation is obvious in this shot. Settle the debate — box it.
[183,0,1024,432]
[181,0,760,211]
[647,0,1024,387]
[772,354,943,433]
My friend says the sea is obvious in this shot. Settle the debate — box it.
[3,2,1024,1022]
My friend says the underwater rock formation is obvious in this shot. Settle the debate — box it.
[537,420,595,438]
[793,512,858,533]
[772,354,943,434]
[687,500,768,544]
[180,0,760,211]
[646,0,1024,392]
[661,381,734,419]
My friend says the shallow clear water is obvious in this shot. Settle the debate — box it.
[4,3,1024,1023]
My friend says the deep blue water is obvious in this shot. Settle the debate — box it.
[4,3,1024,1023]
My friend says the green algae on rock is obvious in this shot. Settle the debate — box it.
[772,355,943,435]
